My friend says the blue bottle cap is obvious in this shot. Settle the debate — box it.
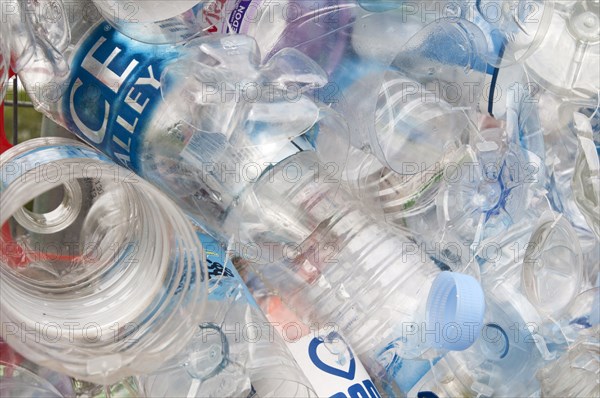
[425,271,485,351]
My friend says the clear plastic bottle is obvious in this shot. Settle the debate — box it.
[539,98,599,285]
[232,150,486,394]
[317,14,491,232]
[238,260,384,397]
[322,7,552,235]
[22,17,486,384]
[0,137,208,384]
[0,362,65,398]
[9,5,334,239]
[407,209,591,398]
[92,0,356,66]
[222,0,355,75]
[2,0,71,91]
[286,1,551,236]
[408,284,549,398]
[139,231,316,398]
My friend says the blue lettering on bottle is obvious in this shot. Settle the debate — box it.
[309,332,356,380]
[417,391,440,398]
[363,380,381,398]
[327,380,381,398]
[63,22,178,171]
[348,383,369,398]
[227,0,254,33]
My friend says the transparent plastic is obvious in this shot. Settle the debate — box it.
[235,150,485,393]
[0,362,64,397]
[3,0,71,89]
[458,0,554,68]
[239,260,384,397]
[525,0,600,99]
[91,0,222,44]
[0,25,8,101]
[15,23,343,240]
[572,111,600,239]
[312,14,490,230]
[537,327,600,398]
[408,284,549,398]
[0,137,208,384]
[143,34,342,239]
[234,0,355,76]
[138,232,316,397]
[0,339,73,398]
[540,97,599,276]
[410,211,591,397]
[522,214,583,317]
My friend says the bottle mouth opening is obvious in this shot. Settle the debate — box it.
[0,157,136,289]
[12,180,82,235]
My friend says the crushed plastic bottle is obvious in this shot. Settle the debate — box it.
[524,0,600,100]
[7,4,335,239]
[2,0,71,91]
[3,0,600,395]
[572,111,600,239]
[9,14,487,393]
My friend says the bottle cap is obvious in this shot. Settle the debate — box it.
[426,271,485,351]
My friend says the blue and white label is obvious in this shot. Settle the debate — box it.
[227,0,254,33]
[194,230,260,308]
[63,22,178,171]
[286,330,381,398]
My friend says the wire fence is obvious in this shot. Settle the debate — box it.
[4,76,42,146]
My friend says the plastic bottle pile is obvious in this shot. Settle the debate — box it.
[0,0,598,397]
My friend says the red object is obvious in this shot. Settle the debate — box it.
[0,338,23,368]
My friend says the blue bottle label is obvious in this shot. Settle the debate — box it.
[62,22,178,172]
[286,329,382,398]
[63,22,310,176]
[196,230,259,307]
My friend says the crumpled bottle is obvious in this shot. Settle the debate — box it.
[524,0,600,100]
